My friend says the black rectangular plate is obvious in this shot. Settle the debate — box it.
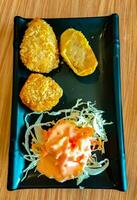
[8,14,127,191]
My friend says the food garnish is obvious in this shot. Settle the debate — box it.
[22,99,112,186]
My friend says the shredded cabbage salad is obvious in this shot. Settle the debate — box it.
[22,99,112,186]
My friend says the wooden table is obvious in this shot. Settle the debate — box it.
[0,0,137,199]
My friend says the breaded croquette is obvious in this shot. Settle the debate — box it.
[19,73,63,112]
[20,19,59,73]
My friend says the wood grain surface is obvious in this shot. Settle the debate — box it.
[0,0,137,199]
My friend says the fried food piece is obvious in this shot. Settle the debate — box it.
[20,19,59,73]
[60,28,98,76]
[19,73,63,112]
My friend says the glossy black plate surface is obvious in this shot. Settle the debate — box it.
[8,14,127,191]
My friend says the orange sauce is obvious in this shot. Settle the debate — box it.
[32,120,94,182]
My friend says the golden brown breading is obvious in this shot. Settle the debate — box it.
[60,28,98,76]
[19,73,63,112]
[20,19,59,73]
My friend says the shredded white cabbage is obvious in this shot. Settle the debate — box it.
[76,159,109,185]
[22,99,112,185]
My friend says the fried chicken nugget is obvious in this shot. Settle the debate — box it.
[60,28,98,76]
[20,19,59,73]
[19,74,63,112]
